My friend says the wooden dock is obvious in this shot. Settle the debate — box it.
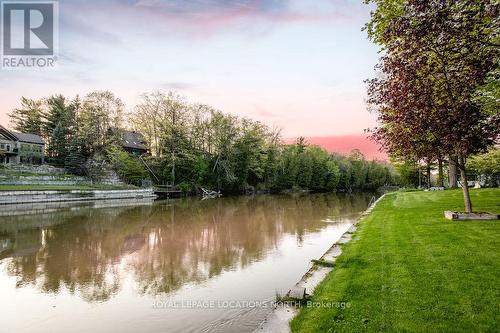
[153,185,183,199]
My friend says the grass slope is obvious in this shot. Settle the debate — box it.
[291,189,500,333]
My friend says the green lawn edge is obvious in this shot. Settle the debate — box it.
[290,189,500,333]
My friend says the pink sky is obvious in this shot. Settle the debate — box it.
[296,135,387,160]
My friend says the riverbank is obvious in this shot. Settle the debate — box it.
[290,188,499,332]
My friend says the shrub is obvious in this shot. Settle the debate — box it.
[106,145,148,186]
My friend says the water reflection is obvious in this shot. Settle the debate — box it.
[0,193,372,332]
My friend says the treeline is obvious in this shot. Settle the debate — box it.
[9,90,396,193]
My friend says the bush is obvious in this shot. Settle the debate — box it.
[106,145,148,186]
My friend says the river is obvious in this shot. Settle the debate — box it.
[0,193,372,333]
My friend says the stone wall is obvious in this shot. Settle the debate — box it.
[0,175,90,185]
[3,164,66,174]
[0,164,127,186]
[0,189,157,205]
[0,197,155,217]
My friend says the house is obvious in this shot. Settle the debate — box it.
[0,125,45,165]
[121,130,148,156]
[109,128,148,156]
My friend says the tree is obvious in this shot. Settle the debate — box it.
[64,135,86,175]
[44,95,77,166]
[80,91,124,155]
[131,91,167,157]
[232,119,267,189]
[9,97,43,135]
[467,148,500,187]
[366,0,500,212]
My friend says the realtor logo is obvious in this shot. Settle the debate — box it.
[1,0,58,69]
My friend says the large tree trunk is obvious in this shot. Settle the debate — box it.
[458,156,472,213]
[437,158,444,187]
[448,155,458,188]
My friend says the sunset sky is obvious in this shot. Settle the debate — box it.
[0,0,385,159]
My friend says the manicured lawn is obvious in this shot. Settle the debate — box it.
[0,184,137,191]
[291,189,500,333]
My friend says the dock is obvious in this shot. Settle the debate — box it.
[153,185,183,199]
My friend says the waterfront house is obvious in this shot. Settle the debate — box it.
[109,128,149,156]
[121,130,148,156]
[0,125,45,165]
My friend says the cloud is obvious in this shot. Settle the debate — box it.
[132,0,356,25]
[159,81,198,90]
[134,0,287,16]
[61,0,362,40]
[60,16,122,46]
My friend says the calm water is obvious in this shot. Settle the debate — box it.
[0,193,372,333]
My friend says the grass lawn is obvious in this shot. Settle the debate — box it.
[0,184,137,191]
[290,188,500,333]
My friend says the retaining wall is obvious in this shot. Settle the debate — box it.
[0,189,157,205]
[0,175,90,185]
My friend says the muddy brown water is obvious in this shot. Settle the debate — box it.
[0,193,372,333]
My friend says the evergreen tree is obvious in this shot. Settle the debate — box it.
[9,97,43,135]
[44,95,75,166]
[64,135,86,175]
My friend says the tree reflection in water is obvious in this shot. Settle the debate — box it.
[0,193,372,303]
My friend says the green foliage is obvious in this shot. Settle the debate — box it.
[44,95,76,166]
[467,149,500,175]
[64,135,86,175]
[467,149,500,187]
[9,97,43,135]
[363,0,405,46]
[176,181,192,193]
[392,160,419,187]
[106,145,148,186]
[474,69,500,115]
[80,91,124,155]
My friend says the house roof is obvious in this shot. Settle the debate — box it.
[12,132,45,145]
[0,125,18,141]
[121,130,147,150]
[0,125,45,144]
